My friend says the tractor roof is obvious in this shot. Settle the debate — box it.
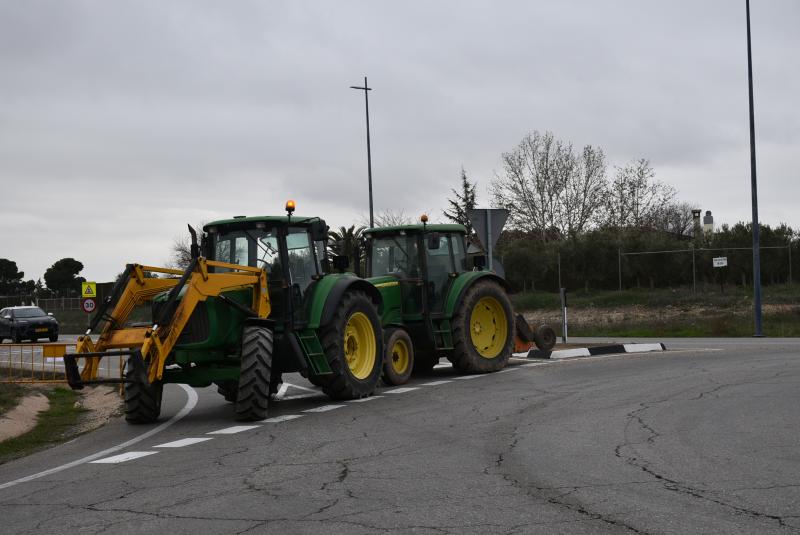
[204,215,322,231]
[364,224,466,235]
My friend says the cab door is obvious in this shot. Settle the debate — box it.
[423,234,457,315]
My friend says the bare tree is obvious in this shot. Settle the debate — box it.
[169,223,205,269]
[491,131,607,240]
[360,209,417,228]
[652,201,696,236]
[604,159,676,230]
[559,145,607,238]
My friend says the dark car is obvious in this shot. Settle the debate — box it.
[0,306,59,343]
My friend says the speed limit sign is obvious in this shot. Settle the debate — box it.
[81,298,96,314]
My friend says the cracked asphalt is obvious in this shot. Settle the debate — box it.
[1,338,799,534]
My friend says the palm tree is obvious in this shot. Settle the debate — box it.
[327,225,365,269]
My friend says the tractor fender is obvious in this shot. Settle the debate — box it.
[311,275,383,329]
[444,271,511,318]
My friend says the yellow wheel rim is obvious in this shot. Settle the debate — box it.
[390,337,411,376]
[343,312,376,380]
[469,296,509,358]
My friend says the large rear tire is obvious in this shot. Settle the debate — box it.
[382,328,414,386]
[449,281,514,373]
[124,361,163,424]
[235,325,273,421]
[320,291,383,400]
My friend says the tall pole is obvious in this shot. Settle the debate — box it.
[746,0,763,336]
[618,248,622,291]
[692,245,696,293]
[350,76,374,228]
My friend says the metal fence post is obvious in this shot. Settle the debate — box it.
[692,245,696,293]
[618,248,622,291]
[789,244,792,285]
[557,251,562,290]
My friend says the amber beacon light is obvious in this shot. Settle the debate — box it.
[285,200,296,215]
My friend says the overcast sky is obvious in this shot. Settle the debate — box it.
[1,1,798,282]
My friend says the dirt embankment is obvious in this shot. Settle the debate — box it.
[522,303,800,329]
[0,386,122,443]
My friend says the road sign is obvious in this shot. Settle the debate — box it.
[81,298,96,314]
[81,281,97,298]
[713,257,728,268]
[467,208,510,271]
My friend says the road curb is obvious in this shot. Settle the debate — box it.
[520,342,667,360]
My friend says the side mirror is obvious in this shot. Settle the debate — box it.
[427,233,441,250]
[472,255,486,270]
[47,312,54,317]
[333,255,349,271]
[311,220,328,242]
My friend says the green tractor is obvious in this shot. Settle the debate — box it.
[65,202,384,422]
[358,217,515,385]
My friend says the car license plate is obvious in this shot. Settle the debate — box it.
[36,327,48,333]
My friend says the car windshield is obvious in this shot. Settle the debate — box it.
[14,308,47,318]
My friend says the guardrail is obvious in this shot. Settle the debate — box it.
[0,343,124,392]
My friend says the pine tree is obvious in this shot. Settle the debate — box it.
[443,168,477,237]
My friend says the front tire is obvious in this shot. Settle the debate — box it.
[320,291,383,400]
[125,360,163,424]
[449,281,514,373]
[235,326,273,421]
[382,328,414,386]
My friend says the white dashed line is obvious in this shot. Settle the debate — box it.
[154,437,214,448]
[347,396,384,403]
[454,375,483,380]
[259,414,304,423]
[385,387,420,394]
[279,393,321,401]
[282,382,320,393]
[521,362,549,367]
[497,367,521,373]
[208,425,261,435]
[90,451,159,464]
[420,380,452,386]
[433,363,451,369]
[303,404,345,413]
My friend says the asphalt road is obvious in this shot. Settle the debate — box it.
[1,338,799,534]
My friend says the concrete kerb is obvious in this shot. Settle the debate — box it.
[517,342,667,360]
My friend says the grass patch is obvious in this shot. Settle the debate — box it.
[569,311,800,338]
[0,383,27,416]
[512,284,800,312]
[0,386,87,465]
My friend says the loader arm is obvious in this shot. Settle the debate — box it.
[67,258,270,388]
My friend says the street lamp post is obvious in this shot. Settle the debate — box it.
[350,76,374,228]
[745,0,764,337]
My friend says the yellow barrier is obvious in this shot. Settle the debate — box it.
[0,343,124,389]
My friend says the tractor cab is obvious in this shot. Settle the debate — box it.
[202,211,330,329]
[363,222,468,317]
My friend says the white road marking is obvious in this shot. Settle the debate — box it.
[385,387,420,394]
[433,363,451,369]
[275,383,289,398]
[0,384,198,491]
[303,404,345,413]
[454,375,483,380]
[154,437,213,448]
[521,362,549,367]
[208,425,261,435]
[278,393,322,401]
[282,381,320,393]
[259,414,304,423]
[90,451,159,464]
[347,396,384,403]
[497,367,521,373]
[420,380,452,386]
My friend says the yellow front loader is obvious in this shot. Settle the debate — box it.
[64,257,271,421]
